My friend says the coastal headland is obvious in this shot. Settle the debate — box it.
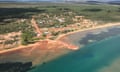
[1,19,120,54]
[0,6,120,66]
[0,19,120,66]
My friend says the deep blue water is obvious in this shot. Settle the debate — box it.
[29,35,120,72]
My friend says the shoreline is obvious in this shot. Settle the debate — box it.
[0,22,120,54]
[56,22,120,40]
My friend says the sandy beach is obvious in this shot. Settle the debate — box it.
[0,22,119,66]
[57,22,120,40]
[0,22,120,54]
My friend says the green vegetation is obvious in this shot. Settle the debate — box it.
[0,62,32,72]
[4,40,17,45]
[0,22,32,34]
[35,4,120,23]
[0,3,120,35]
[51,31,60,36]
[21,30,36,45]
[35,4,120,27]
[0,3,119,72]
[69,5,120,22]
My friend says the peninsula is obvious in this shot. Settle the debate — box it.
[0,3,120,70]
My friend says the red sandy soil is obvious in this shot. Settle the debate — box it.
[0,17,78,65]
[31,17,78,50]
[0,17,78,61]
[0,18,120,65]
[0,40,65,55]
[1,18,120,55]
[0,39,77,54]
[0,39,72,66]
[0,17,78,55]
[31,17,42,34]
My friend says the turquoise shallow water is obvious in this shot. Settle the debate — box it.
[29,35,120,72]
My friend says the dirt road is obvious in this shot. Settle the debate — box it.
[31,17,42,35]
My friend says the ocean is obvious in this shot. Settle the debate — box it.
[28,34,120,72]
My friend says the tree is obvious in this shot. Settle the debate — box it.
[21,30,35,45]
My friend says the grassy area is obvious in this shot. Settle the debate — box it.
[0,3,120,34]
[33,4,120,22]
[71,4,120,22]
